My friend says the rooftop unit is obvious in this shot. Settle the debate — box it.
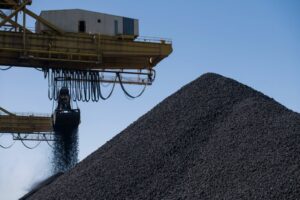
[35,9,139,37]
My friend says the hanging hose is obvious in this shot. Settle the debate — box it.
[0,132,56,149]
[19,133,42,149]
[0,141,15,149]
[149,69,156,82]
[75,99,79,109]
[0,134,15,149]
[17,133,42,149]
[44,69,152,102]
[35,68,43,72]
[100,72,111,88]
[0,66,12,71]
[44,134,54,148]
[117,73,147,99]
[98,75,117,100]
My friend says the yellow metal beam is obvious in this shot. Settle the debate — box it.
[0,106,53,134]
[0,107,53,133]
[0,115,53,133]
[0,31,172,70]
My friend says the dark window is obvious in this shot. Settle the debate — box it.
[123,17,134,35]
[78,20,86,33]
[114,20,118,35]
[97,19,101,23]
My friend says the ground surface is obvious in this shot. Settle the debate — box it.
[27,73,300,200]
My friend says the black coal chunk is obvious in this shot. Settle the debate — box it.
[26,73,300,200]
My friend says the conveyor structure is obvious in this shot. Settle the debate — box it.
[0,107,54,149]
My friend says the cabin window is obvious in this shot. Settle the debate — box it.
[78,20,86,33]
[123,17,134,35]
[97,19,101,23]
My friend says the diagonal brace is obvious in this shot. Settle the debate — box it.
[0,1,27,27]
[24,8,64,35]
[0,12,32,33]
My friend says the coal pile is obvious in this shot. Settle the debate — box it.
[52,129,78,173]
[27,73,300,200]
[19,173,64,200]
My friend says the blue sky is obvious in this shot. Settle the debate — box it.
[0,0,299,199]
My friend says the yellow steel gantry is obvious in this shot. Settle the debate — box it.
[0,0,172,138]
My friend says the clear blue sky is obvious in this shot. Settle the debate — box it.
[0,0,299,199]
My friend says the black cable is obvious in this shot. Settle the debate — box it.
[79,71,84,102]
[74,71,78,101]
[99,74,116,100]
[75,99,79,109]
[71,71,77,102]
[0,134,15,149]
[149,69,156,82]
[100,72,111,88]
[90,72,95,102]
[0,66,12,71]
[83,71,88,102]
[44,134,54,148]
[45,69,151,102]
[43,68,48,79]
[91,72,98,101]
[87,72,91,102]
[20,133,42,149]
[95,72,101,102]
[35,68,43,71]
[47,69,52,100]
[0,141,15,149]
[117,73,147,99]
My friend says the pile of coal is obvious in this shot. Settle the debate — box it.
[52,129,78,173]
[27,73,300,200]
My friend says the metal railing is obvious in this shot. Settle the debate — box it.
[0,111,51,117]
[135,36,172,44]
[13,112,51,117]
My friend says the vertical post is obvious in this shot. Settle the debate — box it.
[15,12,18,32]
[22,6,26,55]
[97,34,101,63]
